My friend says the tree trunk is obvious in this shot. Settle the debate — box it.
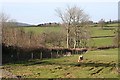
[66,27,69,48]
[51,52,52,58]
[40,52,42,59]
[73,38,76,49]
[17,52,19,61]
[57,51,59,58]
[31,53,33,59]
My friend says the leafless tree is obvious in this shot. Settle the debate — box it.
[55,6,90,48]
[0,12,17,46]
[0,12,8,45]
[98,19,105,29]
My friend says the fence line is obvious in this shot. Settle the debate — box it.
[2,44,118,63]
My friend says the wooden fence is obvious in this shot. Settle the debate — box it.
[2,44,87,64]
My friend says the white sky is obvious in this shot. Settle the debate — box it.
[0,0,119,3]
[0,0,119,25]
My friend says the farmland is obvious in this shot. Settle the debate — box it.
[2,22,119,78]
[1,2,119,79]
[22,26,116,37]
[23,26,63,34]
[20,25,117,47]
[91,27,115,37]
[106,23,118,27]
[3,48,118,78]
[91,37,113,47]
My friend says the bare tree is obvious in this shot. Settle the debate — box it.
[98,19,105,29]
[0,12,9,45]
[0,12,17,46]
[55,6,90,48]
[27,31,35,48]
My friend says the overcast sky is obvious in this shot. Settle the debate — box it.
[1,0,119,25]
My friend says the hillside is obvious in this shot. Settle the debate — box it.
[19,23,117,48]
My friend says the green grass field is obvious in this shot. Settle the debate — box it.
[91,27,115,37]
[23,26,63,34]
[3,48,118,78]
[88,23,118,27]
[22,26,116,37]
[21,26,116,47]
[106,23,118,27]
[91,37,114,47]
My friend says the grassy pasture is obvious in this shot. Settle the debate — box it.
[3,48,118,78]
[23,26,63,34]
[21,26,116,47]
[22,26,116,37]
[92,23,118,27]
[91,37,114,47]
[91,27,115,37]
[106,23,118,27]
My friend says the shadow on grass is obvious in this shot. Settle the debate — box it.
[8,59,117,67]
[74,62,116,67]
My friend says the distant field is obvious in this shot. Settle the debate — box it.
[91,37,114,47]
[23,26,63,34]
[3,48,118,78]
[106,23,118,27]
[20,26,116,47]
[91,27,115,37]
[22,26,116,37]
[89,23,118,27]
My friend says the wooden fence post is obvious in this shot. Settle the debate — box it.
[17,52,19,61]
[51,52,52,58]
[61,50,62,57]
[31,53,33,59]
[40,52,42,59]
[71,50,73,55]
[57,51,59,58]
